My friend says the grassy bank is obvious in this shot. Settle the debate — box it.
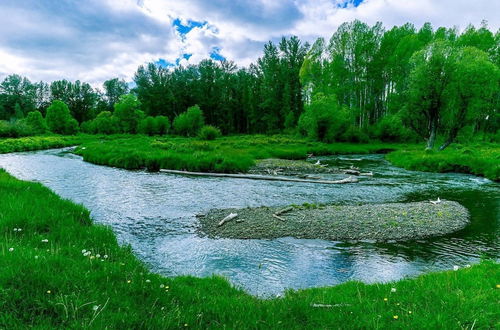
[74,135,402,173]
[386,143,500,181]
[0,135,81,154]
[0,169,499,328]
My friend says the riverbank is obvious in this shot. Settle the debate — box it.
[199,201,470,241]
[0,169,498,328]
[0,135,498,180]
[386,143,500,181]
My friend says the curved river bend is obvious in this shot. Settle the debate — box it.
[0,149,498,296]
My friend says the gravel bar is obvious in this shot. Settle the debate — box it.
[198,200,470,241]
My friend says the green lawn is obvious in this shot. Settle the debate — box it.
[0,169,498,328]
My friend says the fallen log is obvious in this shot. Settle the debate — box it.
[272,214,286,221]
[275,206,294,216]
[218,213,238,226]
[159,169,358,185]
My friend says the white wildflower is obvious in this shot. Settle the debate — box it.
[92,305,99,311]
[160,284,165,288]
[453,265,459,271]
[82,249,87,254]
[465,264,471,268]
[391,288,397,293]
[96,254,101,258]
[103,255,108,259]
[41,239,49,243]
[8,248,14,252]
[34,256,39,259]
[146,279,151,283]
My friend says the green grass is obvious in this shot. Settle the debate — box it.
[0,169,499,328]
[74,134,403,173]
[0,135,81,154]
[386,143,500,181]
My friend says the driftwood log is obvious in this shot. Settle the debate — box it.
[160,169,358,185]
[218,213,238,226]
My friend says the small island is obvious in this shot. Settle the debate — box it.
[199,200,470,241]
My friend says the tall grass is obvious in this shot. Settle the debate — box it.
[0,169,498,328]
[386,143,500,181]
[0,135,80,154]
[75,135,404,173]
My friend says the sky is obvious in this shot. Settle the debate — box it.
[0,0,498,86]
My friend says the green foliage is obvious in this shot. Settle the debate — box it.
[45,100,79,135]
[0,170,498,328]
[0,136,80,153]
[373,114,415,142]
[156,115,170,135]
[137,116,159,136]
[173,105,205,136]
[0,120,34,137]
[199,125,222,140]
[298,93,349,142]
[113,94,143,133]
[24,111,48,134]
[387,143,500,181]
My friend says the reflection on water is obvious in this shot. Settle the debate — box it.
[0,149,498,296]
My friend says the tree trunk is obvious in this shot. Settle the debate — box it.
[439,139,452,151]
[426,120,437,150]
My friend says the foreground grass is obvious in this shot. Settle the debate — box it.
[74,135,402,173]
[0,169,499,329]
[386,143,500,181]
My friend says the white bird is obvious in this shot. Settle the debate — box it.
[430,197,442,205]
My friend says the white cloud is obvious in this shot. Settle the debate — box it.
[0,0,498,86]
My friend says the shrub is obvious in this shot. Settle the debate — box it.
[199,125,221,140]
[113,94,143,133]
[340,126,369,143]
[46,100,79,135]
[298,93,349,142]
[156,116,170,135]
[24,111,47,134]
[373,114,414,142]
[173,105,204,136]
[138,116,159,136]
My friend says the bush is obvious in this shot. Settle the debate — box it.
[24,111,47,134]
[373,114,414,142]
[340,126,369,143]
[113,94,143,133]
[298,93,349,142]
[198,125,221,140]
[138,116,159,136]
[46,100,79,135]
[156,116,170,135]
[173,105,204,136]
[0,120,36,138]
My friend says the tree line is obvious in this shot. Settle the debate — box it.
[0,21,498,148]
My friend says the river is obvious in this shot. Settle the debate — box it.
[0,148,498,296]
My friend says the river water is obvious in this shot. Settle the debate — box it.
[0,148,498,296]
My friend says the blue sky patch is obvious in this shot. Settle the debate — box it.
[172,18,207,36]
[338,0,364,8]
[155,58,174,68]
[210,47,225,61]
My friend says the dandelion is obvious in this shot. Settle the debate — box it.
[127,280,131,284]
[391,288,397,293]
[96,254,101,258]
[8,247,14,252]
[18,228,22,232]
[396,303,400,306]
[103,255,108,259]
[34,256,39,259]
[81,249,87,254]
[408,311,412,314]
[383,298,388,302]
[92,305,99,311]
[184,324,188,327]
[166,286,169,289]
[496,284,500,289]
[47,290,51,294]
[465,264,471,268]
[160,284,165,288]
[145,279,151,283]
[90,256,95,259]
[393,315,399,320]
[41,239,49,243]
[453,265,459,271]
